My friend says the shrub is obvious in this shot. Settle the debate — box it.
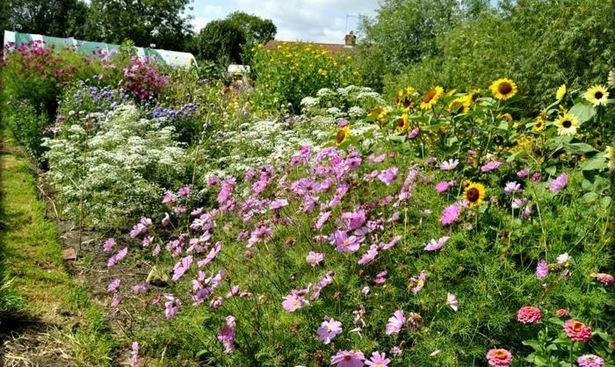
[43,104,188,230]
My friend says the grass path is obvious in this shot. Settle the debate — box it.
[0,128,116,367]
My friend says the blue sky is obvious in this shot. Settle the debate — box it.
[188,0,380,43]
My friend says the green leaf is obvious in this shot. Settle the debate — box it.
[522,339,544,351]
[563,142,597,154]
[580,155,607,171]
[581,192,599,204]
[568,102,595,123]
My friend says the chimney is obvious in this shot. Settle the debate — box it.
[344,31,356,47]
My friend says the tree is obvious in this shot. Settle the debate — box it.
[85,0,194,51]
[195,20,245,65]
[225,11,276,46]
[2,0,89,37]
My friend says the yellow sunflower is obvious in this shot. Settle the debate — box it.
[420,86,444,110]
[335,126,350,145]
[584,85,609,106]
[449,95,472,115]
[555,114,579,136]
[533,113,546,132]
[497,113,513,122]
[463,182,486,207]
[605,146,615,171]
[489,78,518,100]
[556,84,567,100]
[396,113,410,133]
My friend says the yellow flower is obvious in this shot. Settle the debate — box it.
[533,115,546,132]
[584,85,609,106]
[554,114,579,136]
[449,95,472,115]
[489,78,518,100]
[556,84,567,100]
[396,113,410,133]
[497,113,513,122]
[463,182,486,207]
[420,86,444,110]
[335,126,350,145]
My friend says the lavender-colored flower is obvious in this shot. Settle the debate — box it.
[111,293,122,308]
[164,295,181,320]
[536,260,549,279]
[481,160,502,173]
[517,168,530,178]
[511,198,525,209]
[172,255,193,282]
[440,159,459,171]
[440,204,461,225]
[177,186,191,197]
[386,310,405,335]
[331,350,365,367]
[306,251,324,267]
[130,341,139,367]
[369,153,386,163]
[317,318,342,344]
[424,236,449,251]
[132,283,148,293]
[103,238,116,253]
[366,352,391,367]
[282,292,305,312]
[217,315,236,353]
[390,346,403,357]
[410,272,427,294]
[378,167,398,186]
[549,173,568,193]
[447,293,458,311]
[435,180,455,193]
[504,181,521,194]
[358,245,379,265]
[107,278,120,292]
[269,198,288,210]
[107,247,128,268]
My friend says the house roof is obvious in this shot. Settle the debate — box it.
[264,40,355,54]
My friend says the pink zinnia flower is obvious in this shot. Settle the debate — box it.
[282,293,305,312]
[481,161,502,173]
[517,306,542,324]
[591,272,614,285]
[447,293,458,311]
[549,173,568,192]
[424,236,449,251]
[439,159,459,171]
[316,318,342,344]
[577,354,604,367]
[440,204,461,225]
[385,309,405,335]
[486,348,513,367]
[564,320,592,342]
[365,352,390,367]
[331,350,365,367]
[556,309,569,318]
[535,260,549,279]
[306,251,324,267]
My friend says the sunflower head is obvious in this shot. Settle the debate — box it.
[396,113,410,133]
[449,95,472,115]
[489,78,518,101]
[335,126,350,145]
[420,86,444,110]
[555,114,579,136]
[584,85,609,107]
[463,182,486,207]
[556,84,567,100]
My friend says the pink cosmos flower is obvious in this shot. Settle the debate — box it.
[424,236,449,251]
[409,272,427,294]
[517,168,530,177]
[380,235,402,250]
[107,278,120,292]
[577,354,604,367]
[314,211,332,230]
[447,293,458,312]
[378,167,398,186]
[111,293,122,308]
[504,181,521,194]
[131,283,148,293]
[486,348,513,366]
[385,309,405,335]
[162,191,175,204]
[564,319,592,342]
[306,251,324,267]
[369,153,386,163]
[517,306,542,324]
[172,255,193,281]
[549,173,568,192]
[217,315,236,353]
[374,270,388,285]
[103,238,116,253]
[332,230,363,252]
[535,260,549,279]
[439,159,459,171]
[358,245,379,265]
[177,186,191,197]
[440,204,461,225]
[408,127,419,138]
[130,341,139,367]
[331,350,365,367]
[389,346,402,357]
[481,161,502,173]
[531,172,542,182]
[164,295,181,320]
[366,352,390,367]
[107,247,128,268]
[317,318,342,344]
[591,272,614,285]
[282,292,305,312]
[269,198,288,210]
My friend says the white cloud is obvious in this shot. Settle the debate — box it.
[190,0,379,43]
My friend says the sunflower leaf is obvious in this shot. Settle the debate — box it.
[568,102,595,123]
